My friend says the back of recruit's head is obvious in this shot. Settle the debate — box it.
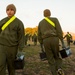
[43,9,51,17]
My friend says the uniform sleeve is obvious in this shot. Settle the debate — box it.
[17,21,25,51]
[38,23,43,44]
[55,18,63,41]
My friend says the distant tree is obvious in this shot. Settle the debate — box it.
[25,26,38,36]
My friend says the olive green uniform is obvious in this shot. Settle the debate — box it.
[0,17,25,75]
[24,34,29,45]
[64,33,72,47]
[33,34,37,45]
[38,17,63,75]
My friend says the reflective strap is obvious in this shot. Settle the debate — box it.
[68,34,71,37]
[1,16,16,30]
[44,17,55,27]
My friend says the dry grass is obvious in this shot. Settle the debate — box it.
[21,41,75,75]
[6,40,75,75]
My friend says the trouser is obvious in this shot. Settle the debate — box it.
[67,40,70,47]
[43,37,63,75]
[0,44,17,75]
[34,41,37,45]
[34,39,37,45]
[25,39,28,45]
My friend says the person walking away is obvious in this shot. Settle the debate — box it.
[0,4,25,75]
[38,9,65,75]
[63,32,72,47]
[33,32,37,46]
[24,33,29,46]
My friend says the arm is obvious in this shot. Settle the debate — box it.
[17,21,25,51]
[38,24,43,44]
[55,18,65,48]
[63,35,67,39]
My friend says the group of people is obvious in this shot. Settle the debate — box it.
[24,32,38,46]
[0,3,73,75]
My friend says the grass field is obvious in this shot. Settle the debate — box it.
[21,40,75,75]
[6,40,75,75]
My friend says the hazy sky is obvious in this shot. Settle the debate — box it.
[0,0,75,33]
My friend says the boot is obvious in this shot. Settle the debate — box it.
[57,68,64,75]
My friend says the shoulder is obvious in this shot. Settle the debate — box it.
[50,17,58,21]
[39,18,44,22]
[39,18,46,25]
[0,17,8,25]
[15,17,23,23]
[50,17,60,24]
[15,17,24,26]
[14,17,24,29]
[0,17,8,22]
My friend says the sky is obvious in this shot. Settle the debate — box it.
[0,0,75,33]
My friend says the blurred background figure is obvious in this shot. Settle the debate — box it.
[63,32,73,47]
[24,32,29,46]
[33,31,37,46]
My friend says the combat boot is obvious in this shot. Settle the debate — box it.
[57,68,64,75]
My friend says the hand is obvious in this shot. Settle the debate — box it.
[16,51,24,59]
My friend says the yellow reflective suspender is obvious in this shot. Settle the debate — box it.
[44,17,55,27]
[67,34,71,37]
[1,16,16,31]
